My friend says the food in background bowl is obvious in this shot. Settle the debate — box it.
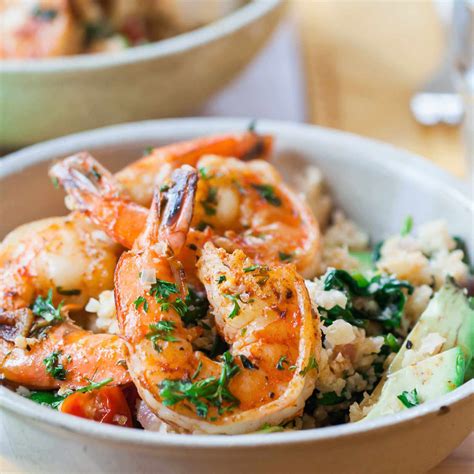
[1,129,472,435]
[0,0,245,58]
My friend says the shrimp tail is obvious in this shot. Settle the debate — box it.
[49,152,148,248]
[158,165,198,255]
[49,152,120,207]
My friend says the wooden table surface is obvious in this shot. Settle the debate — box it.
[292,1,472,471]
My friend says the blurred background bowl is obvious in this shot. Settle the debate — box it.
[0,0,284,148]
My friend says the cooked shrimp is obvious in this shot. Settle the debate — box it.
[114,168,319,434]
[0,213,120,310]
[50,149,321,278]
[0,213,130,389]
[0,0,83,59]
[0,319,130,390]
[114,131,273,205]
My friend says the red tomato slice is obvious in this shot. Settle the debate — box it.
[60,386,133,427]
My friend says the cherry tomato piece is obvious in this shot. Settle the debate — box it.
[60,386,133,427]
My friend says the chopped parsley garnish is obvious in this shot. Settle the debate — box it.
[223,294,241,319]
[278,251,294,262]
[198,167,212,180]
[43,351,67,380]
[180,288,209,326]
[56,287,81,296]
[319,269,413,330]
[31,289,63,323]
[243,265,261,273]
[276,355,288,370]
[192,361,203,380]
[243,264,269,285]
[251,184,282,207]
[143,146,154,156]
[239,355,257,370]
[217,275,226,284]
[90,168,101,181]
[200,187,218,216]
[384,333,401,353]
[299,357,318,376]
[133,296,149,312]
[397,388,420,408]
[159,351,240,418]
[32,6,58,21]
[196,221,211,231]
[400,215,414,236]
[150,279,179,302]
[146,321,178,351]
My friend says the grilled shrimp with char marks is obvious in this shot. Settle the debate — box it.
[114,166,319,434]
[50,145,321,278]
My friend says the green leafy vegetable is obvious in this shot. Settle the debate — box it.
[28,391,65,409]
[251,184,282,207]
[319,269,413,330]
[258,423,284,433]
[372,241,384,263]
[27,378,113,410]
[43,351,67,380]
[400,215,414,236]
[397,388,420,408]
[217,275,226,284]
[159,352,240,418]
[384,333,401,353]
[317,391,346,406]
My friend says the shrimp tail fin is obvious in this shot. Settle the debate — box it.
[49,152,148,249]
[142,164,198,255]
[49,152,121,210]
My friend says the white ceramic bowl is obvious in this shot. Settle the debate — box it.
[0,118,473,474]
[0,0,283,148]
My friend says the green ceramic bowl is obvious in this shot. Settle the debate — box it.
[0,0,284,148]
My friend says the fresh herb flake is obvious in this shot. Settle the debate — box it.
[397,388,420,408]
[43,351,67,380]
[251,184,282,207]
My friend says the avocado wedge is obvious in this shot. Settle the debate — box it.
[364,347,466,420]
[390,279,474,377]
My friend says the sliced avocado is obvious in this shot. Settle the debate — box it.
[364,347,465,420]
[349,250,374,273]
[390,280,474,376]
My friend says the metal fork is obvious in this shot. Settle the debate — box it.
[410,3,465,126]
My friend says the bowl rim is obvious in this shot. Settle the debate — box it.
[0,0,282,73]
[0,117,473,449]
